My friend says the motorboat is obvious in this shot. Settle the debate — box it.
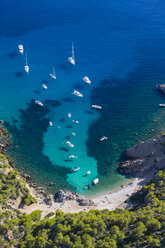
[86,171,91,175]
[72,167,80,172]
[72,90,83,97]
[68,42,75,65]
[92,105,102,109]
[42,84,48,89]
[50,66,56,79]
[159,104,165,107]
[83,76,91,84]
[35,100,44,107]
[69,155,78,159]
[24,52,29,74]
[71,131,76,136]
[99,136,108,142]
[49,121,53,126]
[18,44,24,54]
[68,113,71,118]
[66,141,74,148]
[72,120,79,124]
[93,178,99,184]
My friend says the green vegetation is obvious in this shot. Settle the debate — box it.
[1,153,165,247]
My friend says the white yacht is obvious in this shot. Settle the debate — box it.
[86,171,91,175]
[49,121,53,126]
[24,52,29,74]
[93,178,99,184]
[83,76,91,84]
[50,66,56,79]
[92,105,102,109]
[18,44,24,54]
[71,131,76,136]
[72,90,83,97]
[159,104,165,107]
[73,167,80,172]
[69,155,78,159]
[35,100,44,107]
[68,113,71,118]
[68,42,75,65]
[42,84,48,89]
[100,136,108,142]
[72,120,79,124]
[66,141,74,148]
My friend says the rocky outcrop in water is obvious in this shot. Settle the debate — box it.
[54,190,95,206]
[119,135,165,176]
[158,84,165,94]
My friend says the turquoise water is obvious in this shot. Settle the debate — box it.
[1,0,165,195]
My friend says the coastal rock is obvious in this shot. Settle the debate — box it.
[54,190,95,206]
[119,135,165,176]
[77,199,95,206]
[54,190,78,202]
[158,84,165,94]
[23,173,31,180]
[126,139,157,159]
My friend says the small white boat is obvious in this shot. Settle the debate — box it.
[72,120,79,124]
[18,44,24,54]
[92,105,102,109]
[68,113,71,118]
[86,171,91,175]
[72,90,83,97]
[69,155,78,159]
[73,167,80,172]
[100,136,108,142]
[83,76,91,84]
[49,121,53,126]
[42,84,48,89]
[35,100,44,107]
[24,52,29,74]
[71,131,76,136]
[66,141,74,148]
[68,42,75,65]
[50,66,56,79]
[159,104,165,107]
[93,178,99,184]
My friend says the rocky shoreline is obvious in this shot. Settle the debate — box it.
[119,84,165,177]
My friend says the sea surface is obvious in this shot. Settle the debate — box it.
[1,0,165,196]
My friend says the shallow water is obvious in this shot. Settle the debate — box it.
[1,0,165,195]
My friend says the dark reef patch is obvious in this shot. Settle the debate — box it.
[5,99,75,193]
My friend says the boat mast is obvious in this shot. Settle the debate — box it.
[25,52,28,66]
[72,42,75,60]
[53,66,56,76]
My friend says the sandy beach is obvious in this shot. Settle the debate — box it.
[20,177,145,217]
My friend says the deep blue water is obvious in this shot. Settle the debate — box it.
[1,0,165,196]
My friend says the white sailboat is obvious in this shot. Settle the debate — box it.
[83,76,91,84]
[68,42,75,65]
[18,44,24,54]
[50,66,56,79]
[24,52,29,74]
